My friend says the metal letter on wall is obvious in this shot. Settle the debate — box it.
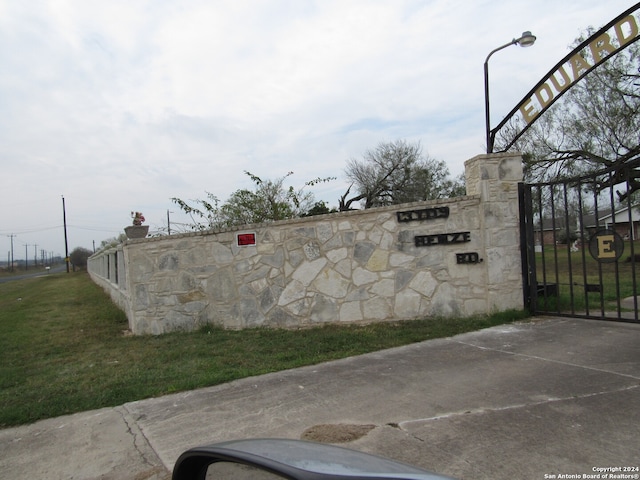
[456,252,482,264]
[415,232,471,247]
[397,206,449,222]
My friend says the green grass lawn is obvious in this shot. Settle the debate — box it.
[534,240,638,313]
[0,272,528,428]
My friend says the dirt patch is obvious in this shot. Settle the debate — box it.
[133,466,171,480]
[301,423,376,443]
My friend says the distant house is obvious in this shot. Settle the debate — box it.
[532,204,639,246]
[599,204,640,240]
[580,209,612,239]
[533,215,577,246]
[570,204,639,242]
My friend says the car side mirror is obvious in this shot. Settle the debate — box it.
[172,438,456,480]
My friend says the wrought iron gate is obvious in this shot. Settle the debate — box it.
[519,160,639,323]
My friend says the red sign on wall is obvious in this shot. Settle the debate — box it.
[237,233,256,246]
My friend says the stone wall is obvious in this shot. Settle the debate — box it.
[88,153,524,334]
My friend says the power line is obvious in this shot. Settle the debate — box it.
[0,225,62,235]
[67,225,123,233]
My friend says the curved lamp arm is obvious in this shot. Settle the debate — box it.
[485,31,536,153]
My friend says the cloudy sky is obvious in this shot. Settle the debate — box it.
[0,0,635,261]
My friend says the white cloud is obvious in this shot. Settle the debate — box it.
[0,0,635,257]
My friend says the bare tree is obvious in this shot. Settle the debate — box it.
[339,139,462,210]
[69,247,92,270]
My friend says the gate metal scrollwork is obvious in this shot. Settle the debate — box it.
[519,160,639,323]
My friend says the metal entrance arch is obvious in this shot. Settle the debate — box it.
[490,3,640,153]
[519,160,640,323]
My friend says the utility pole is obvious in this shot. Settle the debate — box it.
[7,234,15,272]
[25,244,29,270]
[34,244,38,267]
[62,195,70,273]
[167,210,172,235]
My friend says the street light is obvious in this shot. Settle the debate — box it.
[484,31,536,153]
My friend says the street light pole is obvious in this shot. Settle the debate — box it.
[484,31,536,153]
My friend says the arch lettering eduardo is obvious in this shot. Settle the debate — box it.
[490,2,640,153]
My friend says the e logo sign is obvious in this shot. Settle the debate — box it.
[588,229,624,263]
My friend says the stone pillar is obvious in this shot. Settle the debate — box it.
[465,153,524,313]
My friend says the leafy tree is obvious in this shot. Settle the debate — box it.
[498,29,640,201]
[339,139,463,210]
[302,201,338,217]
[99,234,127,250]
[447,172,467,198]
[69,247,92,269]
[172,171,335,230]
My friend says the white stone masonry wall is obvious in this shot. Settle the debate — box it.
[88,153,524,334]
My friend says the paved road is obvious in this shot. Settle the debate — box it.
[0,264,67,284]
[1,317,638,480]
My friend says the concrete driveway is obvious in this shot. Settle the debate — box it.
[1,316,638,479]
